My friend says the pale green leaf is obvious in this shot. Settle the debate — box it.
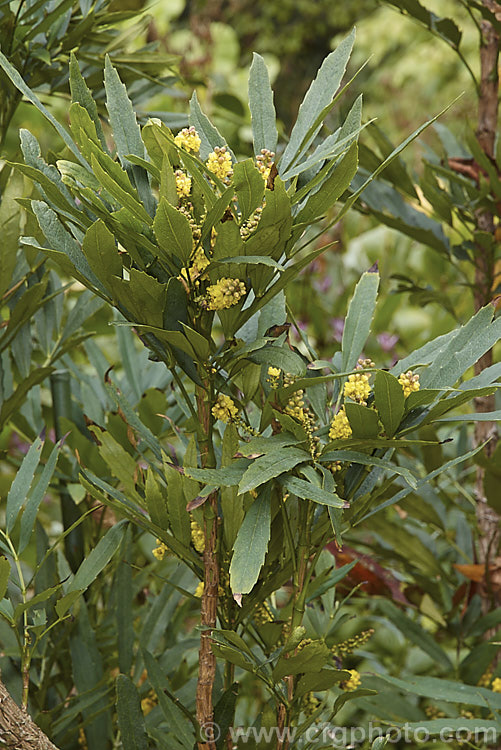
[341,269,380,371]
[6,436,44,533]
[248,53,278,155]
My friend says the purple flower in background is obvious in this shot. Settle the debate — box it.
[313,276,332,293]
[377,332,399,352]
[330,317,345,342]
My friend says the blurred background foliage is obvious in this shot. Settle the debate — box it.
[1,0,501,747]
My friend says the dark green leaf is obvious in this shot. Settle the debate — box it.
[233,159,265,221]
[230,486,271,595]
[374,370,405,437]
[69,520,127,593]
[116,674,149,750]
[154,196,193,265]
[238,447,310,494]
[345,402,381,439]
[279,475,344,508]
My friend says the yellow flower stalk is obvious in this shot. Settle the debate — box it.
[256,148,275,182]
[206,278,246,310]
[191,520,205,553]
[175,169,192,197]
[343,669,361,692]
[152,539,168,560]
[398,370,420,397]
[329,406,352,440]
[211,394,239,423]
[343,372,371,404]
[206,146,233,180]
[174,126,201,153]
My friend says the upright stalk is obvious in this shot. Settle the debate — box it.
[277,499,314,750]
[195,382,219,750]
[50,371,84,573]
[474,12,500,609]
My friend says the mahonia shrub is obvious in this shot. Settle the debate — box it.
[8,28,501,750]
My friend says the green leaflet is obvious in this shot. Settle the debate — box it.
[0,557,10,601]
[230,486,271,596]
[68,520,127,594]
[32,201,107,295]
[104,56,153,215]
[374,370,405,437]
[295,142,358,223]
[419,305,501,388]
[142,650,195,749]
[6,435,44,533]
[110,269,167,328]
[189,91,231,160]
[375,672,501,710]
[320,450,417,489]
[19,439,62,553]
[233,159,265,221]
[296,668,349,698]
[345,401,381,439]
[164,462,191,547]
[154,196,193,265]
[69,52,107,150]
[82,220,122,293]
[378,600,452,669]
[0,49,84,164]
[247,344,306,376]
[280,29,355,174]
[184,459,251,488]
[341,268,379,372]
[238,446,310,494]
[145,467,169,532]
[272,640,330,681]
[248,53,278,155]
[116,675,149,750]
[279,475,344,508]
[116,528,134,675]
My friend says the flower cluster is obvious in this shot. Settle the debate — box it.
[206,146,233,181]
[181,247,210,284]
[152,539,168,560]
[194,581,204,598]
[398,370,420,397]
[329,406,352,440]
[174,126,201,153]
[342,669,361,692]
[256,148,275,183]
[284,388,306,421]
[343,371,371,404]
[253,602,274,625]
[191,520,205,553]
[331,628,375,657]
[211,394,239,423]
[267,366,281,388]
[492,678,501,693]
[302,692,321,717]
[206,277,246,310]
[175,169,192,198]
[240,205,263,239]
